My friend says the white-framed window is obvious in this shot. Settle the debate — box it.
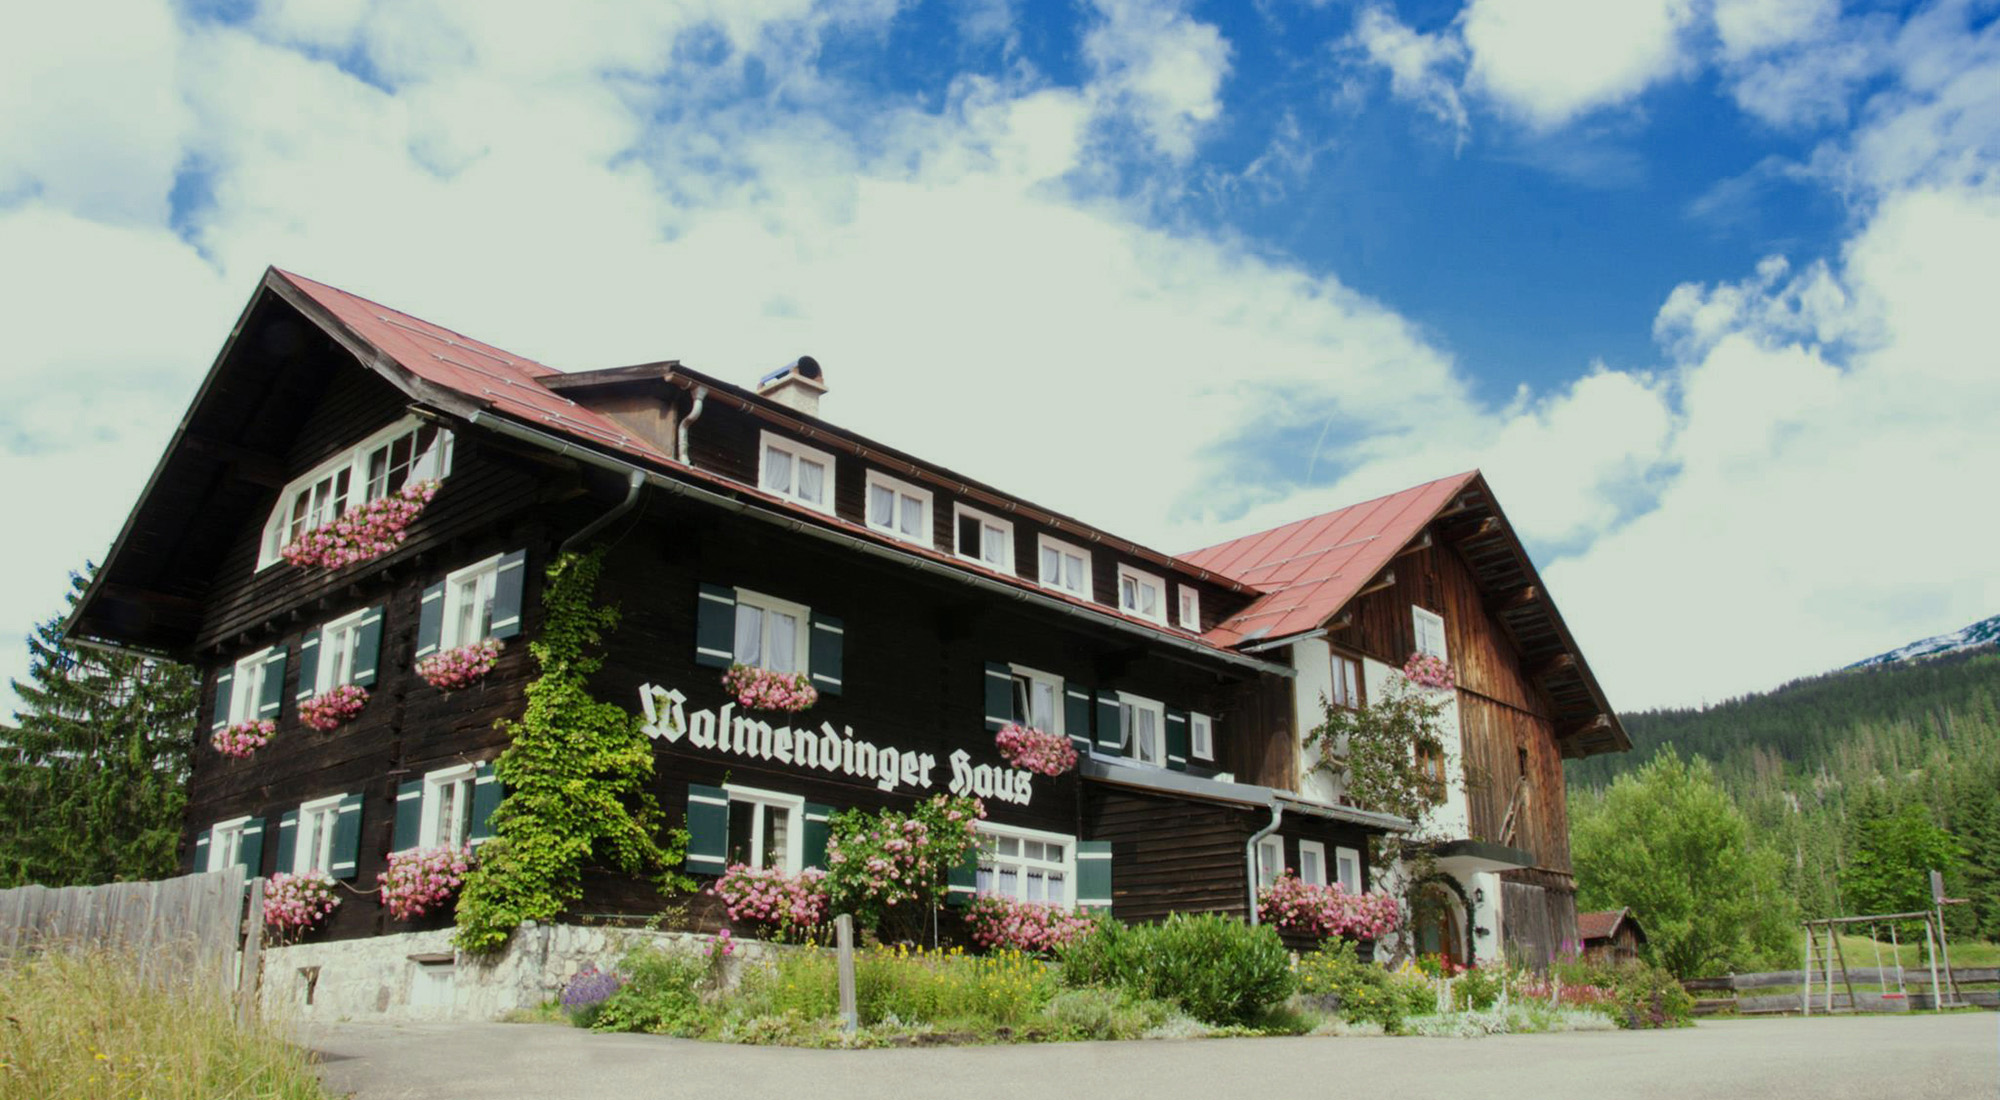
[1298,840,1328,886]
[1117,565,1166,624]
[725,785,804,872]
[733,588,811,676]
[258,418,453,569]
[441,555,502,650]
[1009,664,1063,737]
[316,607,372,689]
[1335,846,1361,893]
[205,816,253,873]
[1118,692,1165,767]
[1256,835,1283,889]
[864,470,932,546]
[974,822,1075,906]
[1177,586,1200,631]
[1330,651,1363,710]
[1190,712,1213,761]
[758,431,835,514]
[227,647,277,724]
[1037,534,1091,599]
[293,794,345,874]
[1413,605,1448,660]
[953,503,1014,572]
[420,764,478,849]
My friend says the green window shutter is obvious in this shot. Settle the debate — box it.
[1094,690,1123,753]
[330,793,363,880]
[469,762,503,845]
[210,669,233,731]
[694,584,736,668]
[802,803,834,871]
[351,606,385,687]
[295,631,321,701]
[946,843,980,907]
[1063,681,1092,752]
[256,649,287,720]
[685,784,730,874]
[391,779,423,852]
[1077,840,1112,913]
[415,582,446,659]
[193,827,212,873]
[983,661,1014,732]
[274,810,299,874]
[490,550,528,640]
[809,613,843,696]
[1165,708,1190,772]
[238,818,266,878]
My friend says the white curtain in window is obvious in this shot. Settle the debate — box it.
[869,484,894,527]
[796,457,825,504]
[766,610,798,672]
[733,605,763,668]
[1030,681,1056,731]
[898,494,924,538]
[763,447,793,494]
[1040,546,1059,582]
[981,525,1005,563]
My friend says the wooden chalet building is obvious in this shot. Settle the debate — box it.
[68,269,1627,962]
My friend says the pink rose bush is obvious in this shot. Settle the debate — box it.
[298,684,369,731]
[212,719,275,760]
[378,844,473,920]
[1258,873,1402,941]
[709,864,829,943]
[993,722,1077,777]
[281,480,439,570]
[264,870,340,938]
[824,794,984,933]
[416,639,502,690]
[963,895,1095,954]
[1403,652,1455,692]
[721,664,818,714]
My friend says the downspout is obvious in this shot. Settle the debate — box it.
[1245,801,1284,925]
[560,468,644,554]
[676,385,708,465]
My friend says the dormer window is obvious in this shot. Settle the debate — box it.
[1117,565,1166,625]
[865,471,932,546]
[258,418,452,569]
[954,503,1014,572]
[759,431,835,514]
[1177,586,1201,631]
[1037,535,1091,599]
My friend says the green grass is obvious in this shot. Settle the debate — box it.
[0,945,330,1100]
[1795,932,2000,973]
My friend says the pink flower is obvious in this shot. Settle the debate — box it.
[213,719,276,760]
[993,723,1077,777]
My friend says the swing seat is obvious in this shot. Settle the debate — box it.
[1879,992,1907,999]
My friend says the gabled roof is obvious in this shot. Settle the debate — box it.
[1578,908,1644,943]
[1183,472,1477,648]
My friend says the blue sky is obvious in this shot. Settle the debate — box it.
[2,0,1999,713]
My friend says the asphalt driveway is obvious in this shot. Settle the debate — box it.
[307,1012,1998,1100]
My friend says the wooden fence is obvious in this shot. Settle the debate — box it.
[1684,967,2000,1015]
[0,870,263,1016]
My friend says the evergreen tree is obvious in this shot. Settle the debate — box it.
[1946,764,2000,939]
[1839,800,1963,919]
[0,568,198,887]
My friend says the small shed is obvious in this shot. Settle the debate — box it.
[1578,908,1646,964]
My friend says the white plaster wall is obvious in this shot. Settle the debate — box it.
[259,923,784,1023]
[1291,637,1337,801]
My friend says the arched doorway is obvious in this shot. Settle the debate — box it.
[1411,880,1468,970]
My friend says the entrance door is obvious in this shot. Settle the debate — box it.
[1412,884,1465,969]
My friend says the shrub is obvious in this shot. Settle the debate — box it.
[709,864,828,943]
[1059,913,1295,1026]
[855,945,1059,1027]
[1603,960,1695,1029]
[824,795,983,937]
[963,895,1096,954]
[591,944,714,1036]
[559,965,624,1027]
[1038,987,1172,1040]
[1296,939,1435,1032]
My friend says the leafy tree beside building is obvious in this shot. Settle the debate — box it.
[0,568,197,887]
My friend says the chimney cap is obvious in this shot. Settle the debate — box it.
[758,356,824,391]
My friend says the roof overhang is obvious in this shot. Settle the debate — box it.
[1426,837,1536,877]
[1080,756,1412,832]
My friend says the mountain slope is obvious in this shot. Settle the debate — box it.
[1847,613,2000,669]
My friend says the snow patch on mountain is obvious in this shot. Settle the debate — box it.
[1847,613,2000,669]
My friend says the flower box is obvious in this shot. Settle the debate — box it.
[281,480,439,571]
[264,870,340,939]
[378,845,473,921]
[1257,873,1402,941]
[212,719,275,760]
[993,722,1077,777]
[416,639,502,691]
[298,684,369,732]
[720,664,817,715]
[1403,652,1455,692]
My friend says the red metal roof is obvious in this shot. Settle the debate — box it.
[1577,908,1630,942]
[1183,471,1479,647]
[271,270,1261,661]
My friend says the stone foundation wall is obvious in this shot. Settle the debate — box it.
[258,922,784,1022]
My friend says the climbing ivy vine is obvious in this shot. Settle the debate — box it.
[455,547,691,954]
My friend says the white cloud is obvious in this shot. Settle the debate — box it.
[1344,5,1469,147]
[1080,0,1232,161]
[1460,0,1701,130]
[1712,0,1840,62]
